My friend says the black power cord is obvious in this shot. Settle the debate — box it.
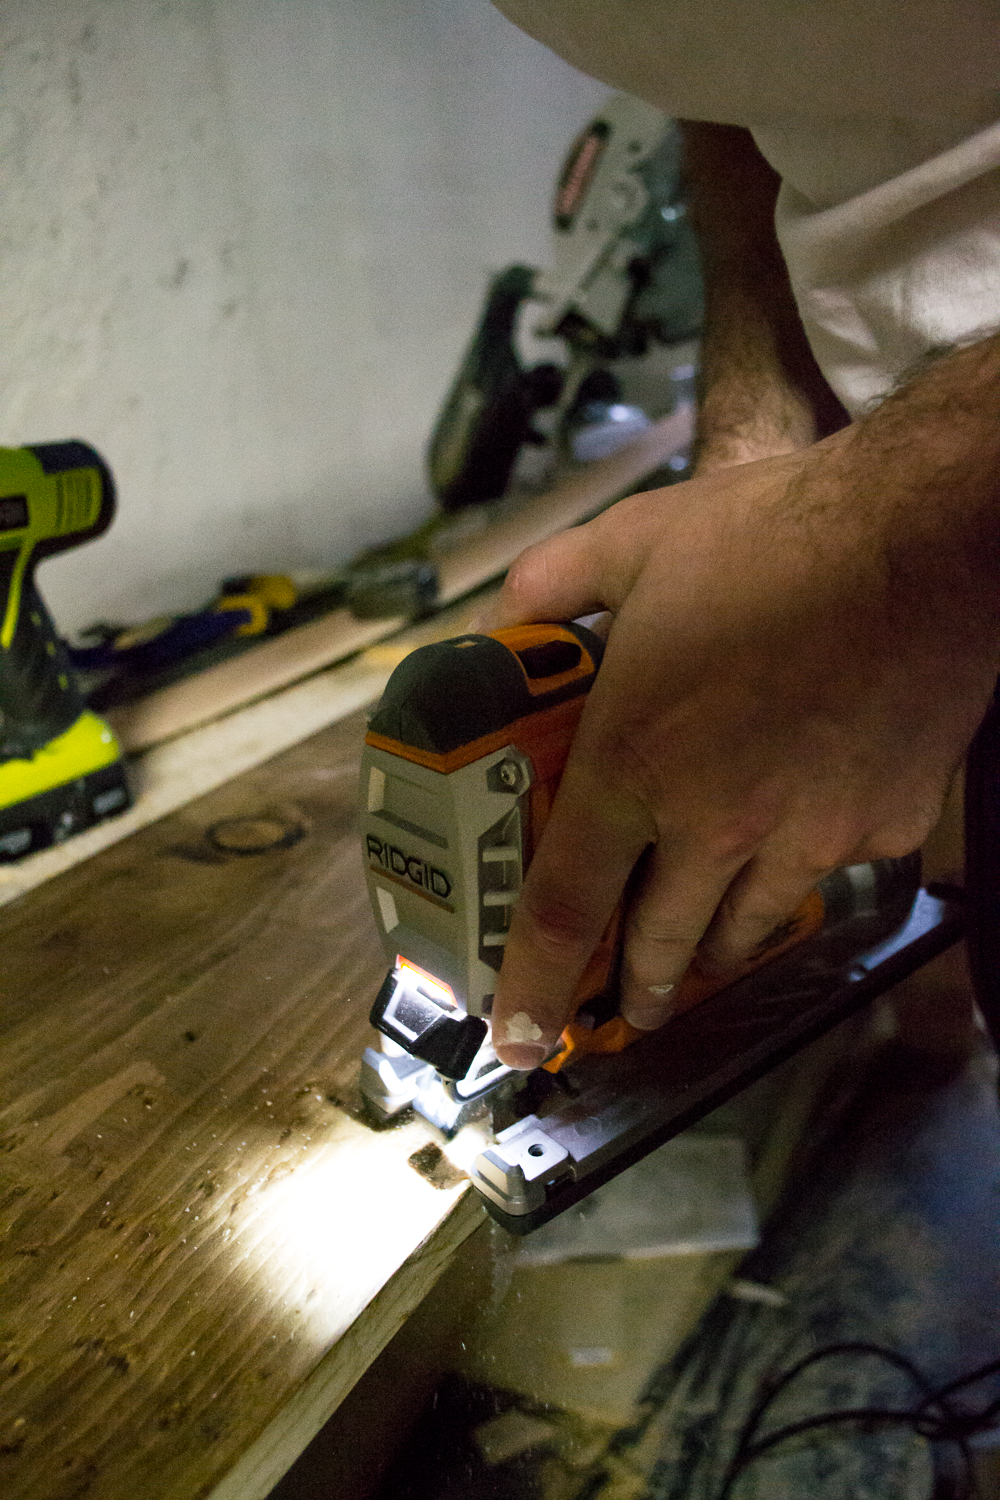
[717,1342,1000,1500]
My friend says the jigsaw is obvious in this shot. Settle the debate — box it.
[358,625,962,1232]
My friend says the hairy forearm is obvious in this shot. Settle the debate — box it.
[680,121,847,471]
[839,332,1000,644]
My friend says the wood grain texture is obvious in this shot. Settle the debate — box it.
[0,706,486,1500]
[0,654,395,912]
[3,412,692,909]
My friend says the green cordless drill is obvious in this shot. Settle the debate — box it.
[0,441,131,860]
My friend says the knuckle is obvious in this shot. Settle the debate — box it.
[624,943,696,992]
[799,832,864,873]
[802,849,853,878]
[852,794,943,863]
[694,934,741,977]
[720,872,821,929]
[625,919,704,990]
[706,826,770,868]
[790,808,883,873]
[717,904,783,937]
[627,911,706,949]
[705,888,810,967]
[501,548,542,606]
[861,821,932,861]
[700,915,777,971]
[699,807,784,869]
[515,887,598,961]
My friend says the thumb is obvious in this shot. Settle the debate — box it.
[490,747,653,1067]
[482,494,661,629]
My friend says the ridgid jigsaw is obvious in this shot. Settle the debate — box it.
[358,625,962,1233]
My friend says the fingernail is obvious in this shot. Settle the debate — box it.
[495,1010,549,1069]
[496,1042,548,1071]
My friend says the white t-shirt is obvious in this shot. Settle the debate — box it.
[494,0,1000,414]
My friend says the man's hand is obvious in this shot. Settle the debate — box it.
[483,344,1000,1066]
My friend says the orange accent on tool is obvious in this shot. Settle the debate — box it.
[395,956,458,1008]
[543,887,829,1072]
[363,626,598,775]
[366,620,834,1073]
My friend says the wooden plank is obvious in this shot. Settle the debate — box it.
[0,405,693,909]
[106,404,693,756]
[0,704,487,1500]
[0,653,395,912]
[206,1196,485,1500]
[0,405,693,1495]
[1,408,692,910]
[0,593,493,912]
[105,610,404,758]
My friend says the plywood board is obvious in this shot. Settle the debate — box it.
[0,703,487,1500]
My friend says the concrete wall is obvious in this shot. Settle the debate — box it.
[0,0,603,633]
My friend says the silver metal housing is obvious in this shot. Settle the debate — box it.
[361,740,534,1021]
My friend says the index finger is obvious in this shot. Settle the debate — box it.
[491,752,654,1067]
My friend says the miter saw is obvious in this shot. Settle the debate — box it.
[427,92,703,511]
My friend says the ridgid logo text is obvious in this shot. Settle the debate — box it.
[366,835,453,899]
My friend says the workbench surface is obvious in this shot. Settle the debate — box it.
[0,411,706,1500]
[0,706,484,1500]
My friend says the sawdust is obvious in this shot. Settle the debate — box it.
[407,1142,466,1191]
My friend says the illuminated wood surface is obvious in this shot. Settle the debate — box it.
[0,407,695,1494]
[0,704,486,1500]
